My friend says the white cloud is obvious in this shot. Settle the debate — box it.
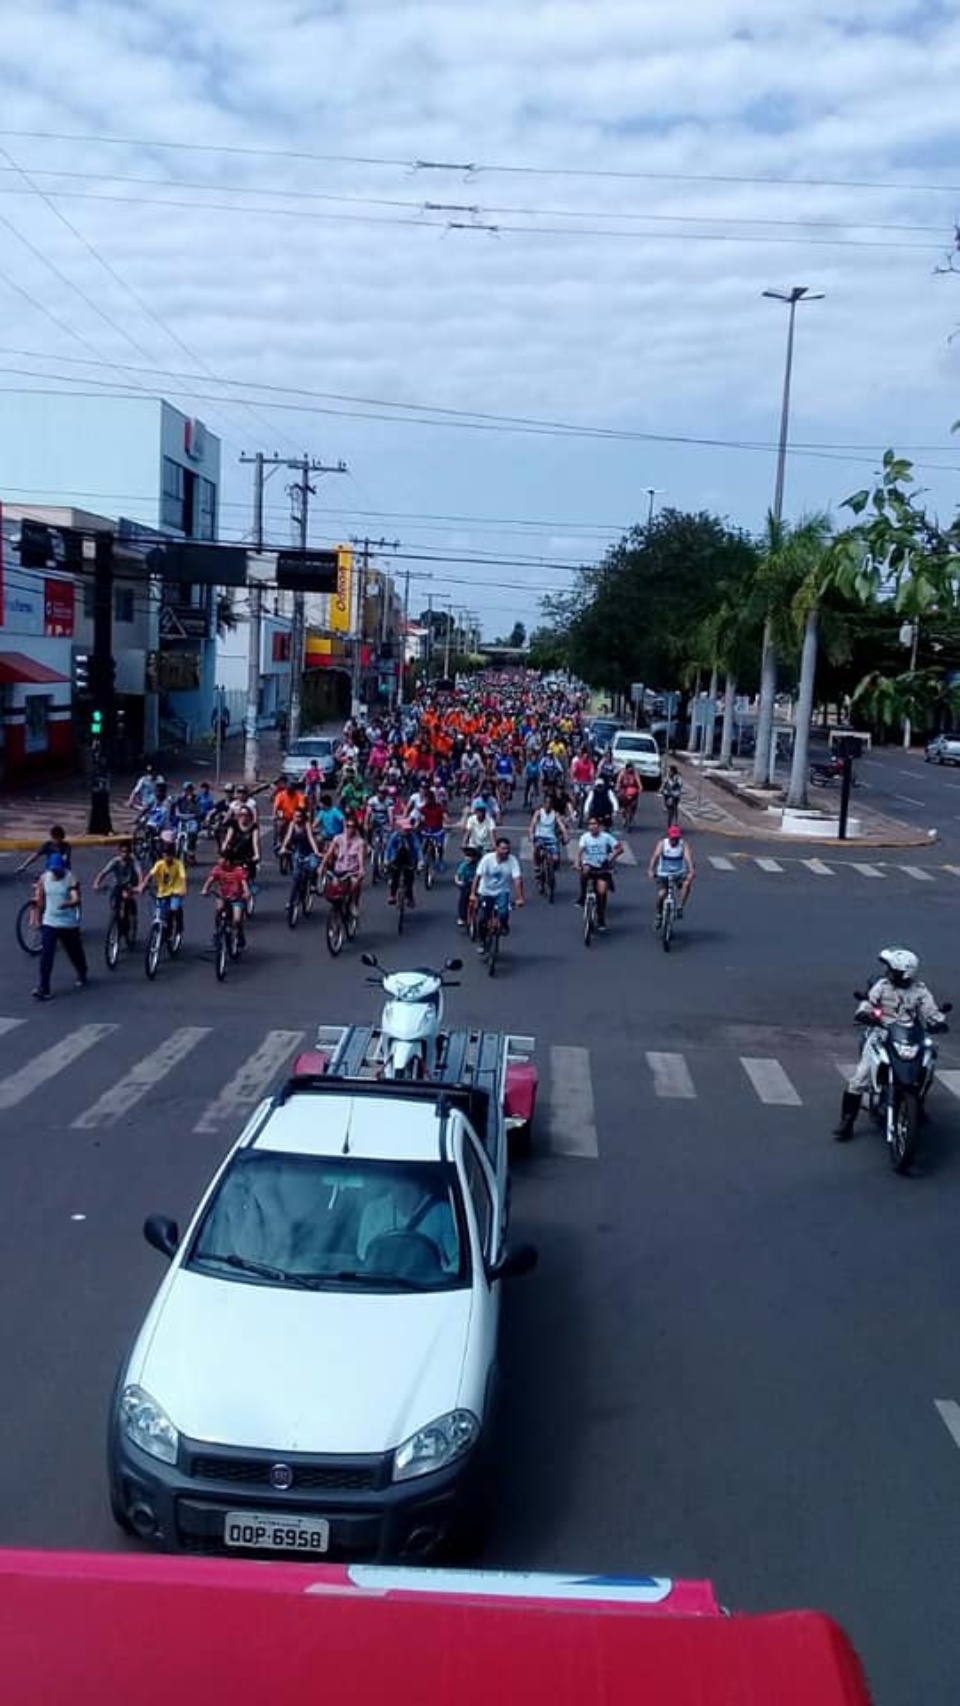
[0,0,958,629]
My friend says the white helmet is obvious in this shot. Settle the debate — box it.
[879,947,919,988]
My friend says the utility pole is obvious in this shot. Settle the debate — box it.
[287,454,348,745]
[87,531,115,834]
[238,451,265,783]
[398,568,411,711]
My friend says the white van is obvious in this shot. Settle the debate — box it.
[610,730,663,790]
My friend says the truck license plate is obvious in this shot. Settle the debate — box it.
[224,1511,330,1552]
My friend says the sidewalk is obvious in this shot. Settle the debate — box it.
[0,732,287,848]
[676,755,936,849]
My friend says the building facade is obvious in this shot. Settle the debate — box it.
[0,504,74,780]
[0,394,221,752]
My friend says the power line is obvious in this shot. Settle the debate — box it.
[2,128,958,197]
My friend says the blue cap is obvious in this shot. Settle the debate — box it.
[48,853,66,873]
[472,796,487,811]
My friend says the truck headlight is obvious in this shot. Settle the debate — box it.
[392,1410,479,1482]
[119,1385,179,1465]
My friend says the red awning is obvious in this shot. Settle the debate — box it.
[0,652,69,685]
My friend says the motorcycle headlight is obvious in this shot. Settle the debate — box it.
[892,1041,919,1060]
[392,1410,479,1482]
[119,1384,179,1465]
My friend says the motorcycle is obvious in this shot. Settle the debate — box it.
[810,756,860,788]
[361,952,462,1079]
[850,989,951,1173]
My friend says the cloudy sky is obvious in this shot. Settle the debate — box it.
[0,0,958,633]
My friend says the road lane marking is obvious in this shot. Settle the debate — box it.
[935,1400,960,1451]
[547,1045,599,1156]
[740,1057,802,1106]
[943,866,960,877]
[0,1024,117,1112]
[802,859,834,876]
[194,1030,305,1135]
[72,1028,211,1129]
[937,1072,960,1100]
[646,1052,696,1099]
[709,855,735,871]
[894,794,925,807]
[754,858,783,873]
[898,865,934,882]
[851,863,884,878]
[0,1019,25,1039]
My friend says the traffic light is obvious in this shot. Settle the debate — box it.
[90,708,104,739]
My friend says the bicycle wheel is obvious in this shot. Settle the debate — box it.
[104,916,121,970]
[326,906,344,956]
[535,858,545,896]
[397,891,406,936]
[546,857,556,904]
[487,924,500,978]
[228,918,242,960]
[662,899,674,953]
[214,926,228,982]
[145,921,163,980]
[245,885,257,919]
[168,917,184,958]
[345,902,358,942]
[124,901,138,948]
[287,877,302,929]
[16,901,43,957]
[424,851,435,890]
[467,904,478,943]
[583,891,596,947]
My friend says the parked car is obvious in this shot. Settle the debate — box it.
[610,730,663,790]
[108,1055,536,1561]
[280,734,337,785]
[587,717,626,755]
[925,734,960,765]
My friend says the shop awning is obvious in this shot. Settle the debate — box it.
[0,652,70,686]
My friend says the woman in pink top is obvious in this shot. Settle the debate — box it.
[320,813,367,914]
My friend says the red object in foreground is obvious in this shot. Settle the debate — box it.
[0,1551,873,1706]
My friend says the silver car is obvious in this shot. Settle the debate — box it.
[925,734,960,766]
[281,734,337,785]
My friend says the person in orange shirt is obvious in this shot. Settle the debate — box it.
[273,779,307,855]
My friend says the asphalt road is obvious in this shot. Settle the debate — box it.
[1,807,959,1706]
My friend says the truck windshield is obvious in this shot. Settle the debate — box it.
[188,1151,468,1292]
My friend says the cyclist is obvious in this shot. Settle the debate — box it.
[529,796,567,885]
[338,763,368,819]
[576,815,623,931]
[196,780,215,823]
[316,791,345,849]
[175,782,201,863]
[15,822,73,874]
[494,747,515,807]
[616,762,641,830]
[138,830,188,942]
[302,757,323,808]
[364,782,393,855]
[279,807,323,884]
[220,805,260,890]
[320,812,367,919]
[201,848,251,947]
[273,778,307,854]
[540,750,564,796]
[418,786,448,872]
[92,838,142,939]
[227,782,259,825]
[584,770,617,830]
[648,823,696,929]
[470,834,524,953]
[385,817,419,910]
[522,751,541,810]
[660,764,683,827]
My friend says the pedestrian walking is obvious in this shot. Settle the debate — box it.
[32,854,88,1001]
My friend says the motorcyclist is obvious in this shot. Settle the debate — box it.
[834,947,949,1138]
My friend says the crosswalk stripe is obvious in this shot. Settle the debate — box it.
[646,1051,696,1099]
[851,863,884,878]
[938,1071,960,1100]
[709,856,735,871]
[0,1018,25,1039]
[194,1030,305,1135]
[547,1045,599,1156]
[754,858,783,873]
[899,865,934,882]
[802,859,834,876]
[740,1057,802,1106]
[0,1023,117,1113]
[834,1061,858,1081]
[943,866,960,878]
[72,1027,212,1130]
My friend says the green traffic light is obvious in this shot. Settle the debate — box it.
[91,710,104,736]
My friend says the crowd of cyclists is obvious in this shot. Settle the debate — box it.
[21,674,697,987]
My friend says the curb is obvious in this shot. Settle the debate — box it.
[0,835,129,853]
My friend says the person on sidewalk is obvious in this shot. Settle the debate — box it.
[32,853,88,1001]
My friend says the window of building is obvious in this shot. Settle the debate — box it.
[198,477,217,541]
[114,587,135,625]
[161,457,185,532]
[23,695,51,755]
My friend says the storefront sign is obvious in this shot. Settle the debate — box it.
[44,578,75,638]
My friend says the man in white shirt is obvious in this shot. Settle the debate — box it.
[470,835,525,949]
[576,816,623,931]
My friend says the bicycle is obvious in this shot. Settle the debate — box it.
[144,896,184,980]
[476,897,507,978]
[619,793,639,833]
[212,899,245,982]
[323,873,358,957]
[103,886,138,970]
[662,794,681,830]
[582,873,601,947]
[422,833,444,891]
[658,876,681,953]
[368,825,388,885]
[533,840,560,904]
[286,857,318,929]
[274,818,293,877]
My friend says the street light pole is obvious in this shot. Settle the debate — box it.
[900,618,919,750]
[757,286,825,786]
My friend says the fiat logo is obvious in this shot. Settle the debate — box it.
[270,1463,293,1490]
